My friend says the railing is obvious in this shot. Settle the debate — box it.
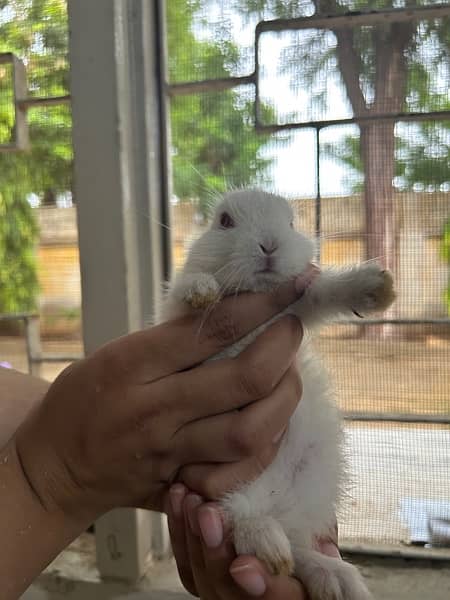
[0,313,82,376]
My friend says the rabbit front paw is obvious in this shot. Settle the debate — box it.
[183,273,220,309]
[233,516,294,576]
[349,264,395,316]
[295,551,373,600]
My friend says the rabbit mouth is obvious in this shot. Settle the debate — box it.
[257,267,276,274]
[255,269,283,281]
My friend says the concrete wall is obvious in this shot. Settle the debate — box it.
[35,192,450,336]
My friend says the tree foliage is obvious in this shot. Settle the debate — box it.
[234,0,449,268]
[167,0,275,215]
[0,0,275,313]
[0,0,71,313]
[0,0,72,201]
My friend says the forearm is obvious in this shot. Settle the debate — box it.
[0,438,92,599]
[0,368,49,448]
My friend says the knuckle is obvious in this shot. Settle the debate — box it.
[97,344,129,379]
[236,361,273,400]
[198,472,220,500]
[228,420,259,458]
[204,311,236,346]
[180,466,218,500]
[237,372,265,400]
[198,470,228,501]
[276,314,303,344]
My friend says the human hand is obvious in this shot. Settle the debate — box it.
[167,486,340,599]
[13,275,314,525]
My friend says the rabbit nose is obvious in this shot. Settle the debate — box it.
[259,242,278,255]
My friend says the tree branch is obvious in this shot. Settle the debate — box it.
[312,0,368,116]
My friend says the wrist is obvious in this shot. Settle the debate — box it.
[13,414,101,527]
[0,439,94,598]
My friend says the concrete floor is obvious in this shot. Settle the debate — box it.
[7,336,450,599]
[22,554,450,600]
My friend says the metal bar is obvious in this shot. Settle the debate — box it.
[314,127,321,263]
[0,53,29,151]
[256,4,450,34]
[344,413,450,425]
[17,94,71,109]
[12,55,29,150]
[335,318,450,325]
[255,110,450,133]
[341,542,450,562]
[167,74,255,96]
[24,315,42,377]
[31,354,83,363]
[155,0,173,282]
[0,312,38,321]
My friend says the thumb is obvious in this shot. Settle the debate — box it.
[229,555,307,599]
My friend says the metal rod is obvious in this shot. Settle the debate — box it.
[315,127,321,263]
[16,95,71,109]
[24,315,42,376]
[32,354,83,363]
[255,110,450,132]
[156,0,173,282]
[167,74,255,97]
[344,413,450,424]
[335,318,450,325]
[0,312,38,321]
[256,4,450,34]
[341,542,450,562]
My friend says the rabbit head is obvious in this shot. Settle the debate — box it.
[184,189,315,293]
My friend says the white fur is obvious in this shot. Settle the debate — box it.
[158,189,395,599]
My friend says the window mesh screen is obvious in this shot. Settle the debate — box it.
[0,0,80,382]
[166,0,450,549]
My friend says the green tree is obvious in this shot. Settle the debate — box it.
[0,0,70,313]
[167,0,276,216]
[0,0,274,313]
[322,95,450,193]
[234,0,449,275]
[0,0,72,203]
[442,219,450,314]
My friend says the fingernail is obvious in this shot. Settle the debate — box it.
[169,484,186,519]
[184,494,202,535]
[230,564,266,596]
[198,505,223,548]
[273,427,286,444]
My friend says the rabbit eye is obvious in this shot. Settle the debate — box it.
[220,212,234,229]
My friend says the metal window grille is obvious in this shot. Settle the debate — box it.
[165,2,450,556]
[1,0,449,568]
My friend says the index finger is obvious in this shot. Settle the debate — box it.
[103,275,311,382]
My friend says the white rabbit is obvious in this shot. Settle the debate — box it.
[158,189,395,600]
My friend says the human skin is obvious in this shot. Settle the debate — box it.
[0,276,313,599]
[167,485,341,599]
[0,366,49,448]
